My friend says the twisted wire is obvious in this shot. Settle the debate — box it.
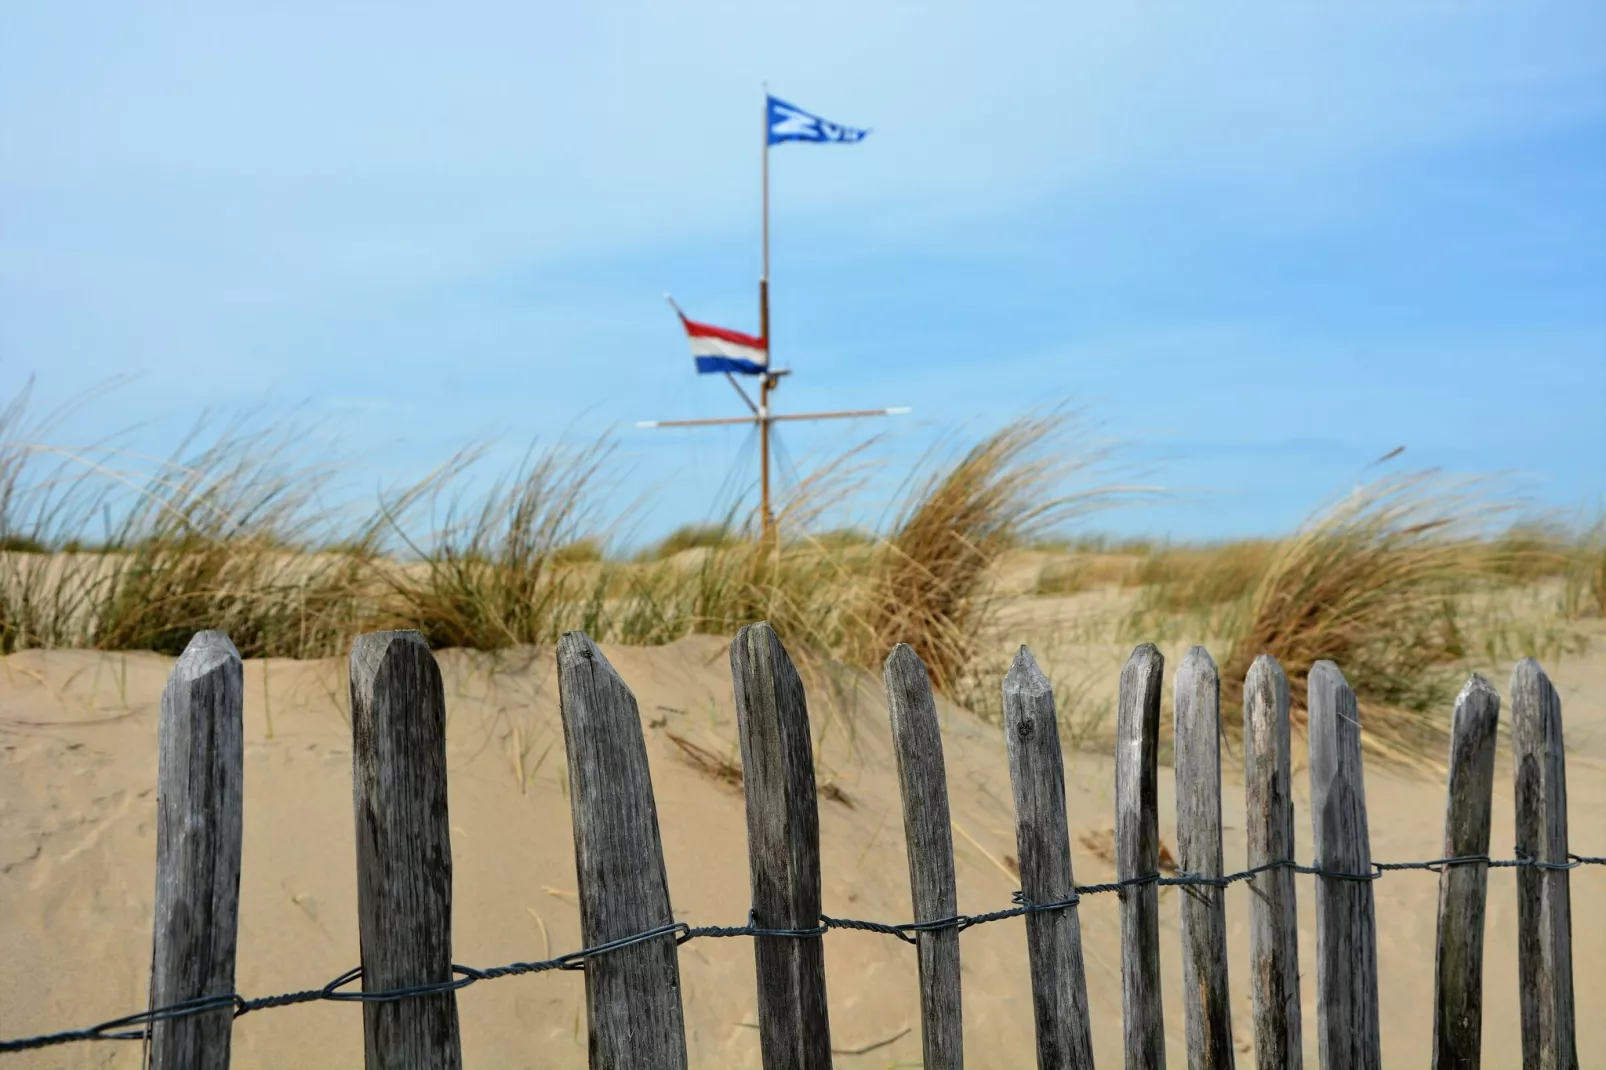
[3,852,1598,1056]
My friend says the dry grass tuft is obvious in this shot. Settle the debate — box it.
[1218,473,1499,754]
[1562,519,1606,619]
[1474,521,1577,586]
[663,731,743,791]
[373,440,615,650]
[1589,539,1606,617]
[1119,540,1274,641]
[649,522,733,559]
[854,411,1134,705]
[87,426,373,657]
[1125,541,1273,602]
[604,446,875,650]
[2,391,370,657]
[1034,552,1139,595]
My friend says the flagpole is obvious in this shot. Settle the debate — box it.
[761,87,771,302]
[759,87,774,545]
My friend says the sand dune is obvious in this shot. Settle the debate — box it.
[2,632,1602,1068]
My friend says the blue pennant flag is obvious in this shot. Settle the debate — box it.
[766,95,869,146]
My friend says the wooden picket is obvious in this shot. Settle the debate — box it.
[148,631,244,1070]
[1174,646,1235,1069]
[348,630,462,1070]
[120,624,1588,1070]
[557,631,687,1068]
[1115,643,1166,1069]
[884,643,964,1069]
[1002,646,1096,1069]
[1243,654,1302,1068]
[1511,659,1579,1070]
[1431,674,1500,1070]
[1308,660,1382,1070]
[731,622,833,1069]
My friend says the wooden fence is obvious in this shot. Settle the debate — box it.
[30,622,1591,1069]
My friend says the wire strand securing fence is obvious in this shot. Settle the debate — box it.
[4,853,1598,1057]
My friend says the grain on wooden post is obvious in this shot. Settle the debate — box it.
[149,630,244,1070]
[1174,646,1235,1070]
[1115,642,1166,1070]
[1511,658,1578,1070]
[1243,655,1301,1070]
[884,643,963,1070]
[1307,660,1380,1070]
[349,630,461,1070]
[1431,674,1500,1070]
[557,632,687,1070]
[1002,646,1095,1070]
[730,622,831,1069]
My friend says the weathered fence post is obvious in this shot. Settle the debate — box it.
[730,622,831,1069]
[1243,655,1301,1070]
[1307,660,1381,1070]
[884,644,963,1069]
[1175,646,1235,1069]
[149,630,244,1070]
[557,632,687,1069]
[1002,646,1095,1070]
[1431,674,1500,1070]
[1116,642,1166,1069]
[1511,658,1578,1070]
[349,630,462,1070]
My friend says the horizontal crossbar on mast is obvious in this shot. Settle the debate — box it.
[637,407,909,429]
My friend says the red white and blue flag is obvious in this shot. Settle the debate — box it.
[678,312,768,376]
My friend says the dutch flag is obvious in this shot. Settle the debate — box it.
[672,303,768,376]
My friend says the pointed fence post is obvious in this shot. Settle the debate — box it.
[1243,655,1301,1070]
[1431,674,1500,1070]
[149,631,244,1070]
[884,644,964,1069]
[1511,659,1578,1070]
[1307,660,1381,1070]
[557,632,687,1069]
[730,622,831,1069]
[1116,643,1166,1070]
[350,631,462,1070]
[1175,646,1235,1069]
[1002,646,1095,1070]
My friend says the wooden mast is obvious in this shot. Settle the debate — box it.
[760,89,774,544]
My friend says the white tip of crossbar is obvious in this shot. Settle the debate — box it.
[635,420,660,428]
[886,407,912,415]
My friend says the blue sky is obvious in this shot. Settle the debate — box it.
[3,3,1604,544]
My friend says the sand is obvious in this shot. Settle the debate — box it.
[2,629,1603,1068]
